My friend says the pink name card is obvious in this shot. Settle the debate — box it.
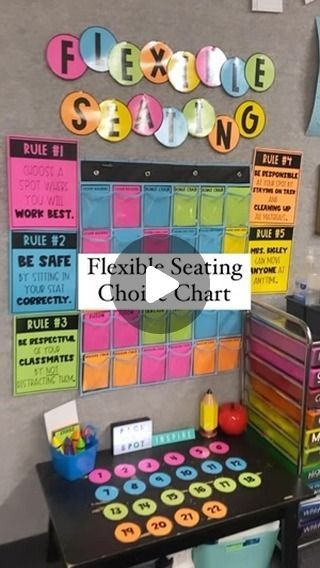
[167,343,192,379]
[83,311,111,352]
[7,136,78,229]
[113,185,141,227]
[141,346,166,384]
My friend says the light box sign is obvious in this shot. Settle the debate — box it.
[111,418,153,456]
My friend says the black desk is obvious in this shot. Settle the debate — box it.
[37,432,311,568]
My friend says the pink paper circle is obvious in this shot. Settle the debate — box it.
[128,94,163,136]
[114,463,137,478]
[163,452,185,466]
[196,46,227,87]
[88,468,112,484]
[189,446,210,459]
[209,441,230,455]
[46,34,87,80]
[138,458,160,473]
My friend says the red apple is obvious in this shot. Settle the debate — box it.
[218,402,248,436]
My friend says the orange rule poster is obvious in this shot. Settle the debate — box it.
[249,148,303,225]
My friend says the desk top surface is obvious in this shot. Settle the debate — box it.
[37,432,311,567]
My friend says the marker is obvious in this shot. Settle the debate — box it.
[63,437,74,455]
[199,389,218,438]
[77,436,86,453]
[72,427,81,452]
[82,425,95,446]
[51,434,63,453]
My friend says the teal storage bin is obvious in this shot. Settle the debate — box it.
[193,522,279,568]
[50,438,98,481]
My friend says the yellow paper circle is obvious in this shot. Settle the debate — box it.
[234,100,266,139]
[96,99,132,142]
[167,51,200,93]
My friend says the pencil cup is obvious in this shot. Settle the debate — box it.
[50,429,98,481]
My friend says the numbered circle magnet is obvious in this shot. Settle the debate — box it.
[234,100,266,138]
[220,57,249,97]
[46,34,87,80]
[128,94,163,136]
[60,91,101,135]
[154,107,188,148]
[208,115,240,153]
[108,42,143,85]
[196,46,227,87]
[245,53,275,92]
[79,26,117,72]
[97,99,132,142]
[183,98,216,137]
[114,522,141,543]
[167,51,200,93]
[140,41,173,84]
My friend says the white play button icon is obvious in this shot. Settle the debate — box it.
[146,266,179,304]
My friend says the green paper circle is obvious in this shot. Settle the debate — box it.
[161,489,185,506]
[103,502,128,521]
[109,42,143,85]
[213,477,237,493]
[245,53,275,92]
[238,472,262,488]
[183,98,216,138]
[132,498,157,516]
[189,482,212,499]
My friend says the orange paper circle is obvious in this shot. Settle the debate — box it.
[208,115,240,153]
[202,500,228,519]
[146,515,173,537]
[60,91,101,135]
[114,522,141,543]
[140,41,173,84]
[174,508,200,528]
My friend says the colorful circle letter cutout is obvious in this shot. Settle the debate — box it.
[108,42,143,85]
[154,107,188,148]
[234,100,266,139]
[208,115,240,154]
[79,26,117,72]
[167,51,200,93]
[60,91,101,135]
[46,34,87,80]
[196,46,227,87]
[220,57,249,97]
[245,53,275,92]
[183,99,216,138]
[97,99,132,142]
[128,94,163,136]
[140,41,173,84]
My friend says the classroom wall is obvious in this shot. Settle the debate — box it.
[0,0,319,544]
